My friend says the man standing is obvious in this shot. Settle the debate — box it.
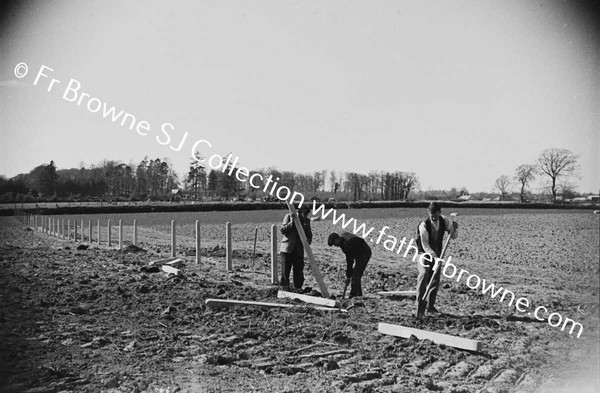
[327,232,372,298]
[416,201,458,319]
[280,204,313,292]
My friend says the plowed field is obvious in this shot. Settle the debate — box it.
[1,209,598,392]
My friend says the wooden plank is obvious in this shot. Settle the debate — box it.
[377,290,417,297]
[378,322,482,352]
[161,265,180,275]
[285,202,329,298]
[205,298,346,312]
[277,290,337,307]
[166,259,184,268]
[149,257,179,268]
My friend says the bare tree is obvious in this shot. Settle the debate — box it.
[514,164,536,202]
[494,175,512,201]
[537,148,579,202]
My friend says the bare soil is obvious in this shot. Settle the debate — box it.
[1,212,598,393]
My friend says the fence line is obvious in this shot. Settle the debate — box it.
[11,209,279,276]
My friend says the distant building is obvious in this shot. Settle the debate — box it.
[587,195,599,201]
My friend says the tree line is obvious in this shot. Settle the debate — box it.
[0,148,588,204]
[0,154,420,203]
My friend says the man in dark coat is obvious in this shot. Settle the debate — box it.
[328,232,372,298]
[416,201,458,319]
[280,204,313,291]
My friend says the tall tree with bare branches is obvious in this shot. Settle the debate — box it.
[494,175,512,201]
[514,164,536,202]
[537,148,579,202]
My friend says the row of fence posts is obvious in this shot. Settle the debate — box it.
[13,208,280,284]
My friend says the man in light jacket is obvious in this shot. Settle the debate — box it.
[416,201,458,320]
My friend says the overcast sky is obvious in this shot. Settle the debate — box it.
[0,0,598,193]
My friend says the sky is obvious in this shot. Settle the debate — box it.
[0,0,599,193]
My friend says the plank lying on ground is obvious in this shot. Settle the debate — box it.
[149,257,180,268]
[296,349,356,359]
[277,290,337,307]
[165,259,184,268]
[205,299,346,312]
[378,322,482,352]
[377,290,417,296]
[161,265,180,275]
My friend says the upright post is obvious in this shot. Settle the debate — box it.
[74,220,78,242]
[97,220,101,245]
[171,220,176,258]
[225,222,233,271]
[34,215,37,231]
[594,211,600,263]
[271,224,278,284]
[195,220,201,264]
[88,220,92,244]
[133,219,137,246]
[118,220,122,250]
[80,220,84,241]
[285,202,329,297]
[67,220,71,240]
[108,219,112,247]
[61,219,65,238]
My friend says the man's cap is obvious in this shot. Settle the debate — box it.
[297,204,310,213]
[428,201,441,214]
[327,232,340,246]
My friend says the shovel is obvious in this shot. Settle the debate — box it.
[339,277,350,311]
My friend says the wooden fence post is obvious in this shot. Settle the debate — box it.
[226,222,232,271]
[88,220,92,244]
[133,219,137,246]
[118,220,122,250]
[97,220,101,245]
[271,224,278,284]
[196,220,200,264]
[108,219,111,247]
[171,220,176,258]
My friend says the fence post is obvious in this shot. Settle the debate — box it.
[80,220,84,241]
[74,220,78,242]
[97,220,101,245]
[226,222,232,271]
[196,220,200,264]
[67,220,70,240]
[271,224,278,284]
[118,220,122,250]
[108,219,112,247]
[133,219,137,246]
[171,220,176,258]
[88,220,92,244]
